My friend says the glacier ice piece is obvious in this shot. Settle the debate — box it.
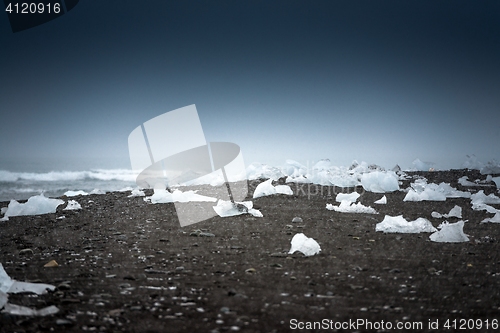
[471,190,500,205]
[493,177,500,189]
[1,194,64,221]
[429,221,469,243]
[335,192,360,203]
[326,201,378,214]
[64,190,88,197]
[63,200,81,211]
[374,195,387,204]
[360,171,399,193]
[432,205,462,219]
[376,215,437,233]
[128,188,145,197]
[0,264,55,294]
[412,158,435,171]
[482,212,500,223]
[288,233,321,256]
[144,189,217,204]
[253,179,292,198]
[213,200,262,217]
[2,303,59,316]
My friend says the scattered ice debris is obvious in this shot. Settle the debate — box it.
[253,179,293,198]
[288,233,321,256]
[1,194,64,221]
[412,158,436,171]
[128,188,145,197]
[2,303,59,316]
[458,176,493,187]
[1,263,55,295]
[432,205,462,219]
[213,200,263,217]
[429,221,469,243]
[145,189,217,204]
[374,195,387,204]
[404,179,470,202]
[375,215,437,233]
[463,155,500,174]
[64,190,88,197]
[246,163,284,180]
[292,216,303,223]
[335,192,360,203]
[326,201,378,214]
[471,190,500,205]
[482,212,500,223]
[63,200,81,211]
[360,171,399,193]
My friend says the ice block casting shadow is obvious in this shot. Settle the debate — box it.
[128,105,248,227]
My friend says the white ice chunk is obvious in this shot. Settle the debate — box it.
[0,290,7,309]
[335,192,360,203]
[246,163,285,181]
[480,160,500,175]
[429,220,469,243]
[2,303,59,316]
[326,201,378,214]
[63,200,81,211]
[128,188,145,197]
[431,212,442,218]
[90,188,106,195]
[403,188,446,202]
[64,190,88,197]
[482,212,500,223]
[288,233,321,256]
[472,203,499,214]
[471,190,500,205]
[213,200,262,217]
[376,215,437,233]
[433,205,462,219]
[1,194,64,221]
[462,154,483,170]
[0,264,55,294]
[253,179,292,198]
[374,195,387,204]
[458,176,479,187]
[361,171,399,193]
[145,189,217,204]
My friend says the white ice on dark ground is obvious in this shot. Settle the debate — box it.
[471,190,500,205]
[64,190,88,197]
[0,263,58,316]
[144,189,217,204]
[374,195,387,204]
[0,264,55,294]
[482,212,500,223]
[63,200,81,211]
[493,177,500,189]
[288,233,321,256]
[1,194,64,221]
[375,215,437,233]
[458,176,495,187]
[128,188,145,197]
[429,221,469,243]
[462,155,500,175]
[360,171,399,193]
[335,192,360,203]
[213,200,263,217]
[432,205,462,219]
[403,178,470,202]
[326,201,378,214]
[253,179,293,198]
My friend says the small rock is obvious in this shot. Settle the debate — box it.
[44,260,59,267]
[19,248,34,255]
[56,319,73,326]
[292,217,303,223]
[245,268,256,274]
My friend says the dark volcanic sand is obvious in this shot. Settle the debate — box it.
[1,170,500,332]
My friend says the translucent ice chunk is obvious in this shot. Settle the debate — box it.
[429,221,469,243]
[2,303,59,316]
[374,195,387,204]
[213,200,262,217]
[376,215,437,233]
[336,192,360,203]
[288,233,321,256]
[63,200,82,211]
[1,194,64,221]
[0,264,55,294]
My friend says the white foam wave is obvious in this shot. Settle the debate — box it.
[0,169,137,182]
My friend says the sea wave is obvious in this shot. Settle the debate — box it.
[0,169,138,182]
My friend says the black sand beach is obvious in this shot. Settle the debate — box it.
[1,170,500,332]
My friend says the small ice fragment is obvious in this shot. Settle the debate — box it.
[431,212,442,218]
[291,216,303,223]
[0,263,55,294]
[213,200,262,217]
[374,195,387,204]
[63,200,81,211]
[0,290,7,308]
[288,233,321,256]
[336,192,360,203]
[253,179,293,198]
[445,205,462,218]
[481,212,500,223]
[275,185,293,195]
[429,221,469,243]
[375,215,437,233]
[2,303,59,316]
[493,177,500,189]
[64,190,88,197]
[326,201,378,214]
[128,188,145,197]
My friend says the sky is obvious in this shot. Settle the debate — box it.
[1,0,499,171]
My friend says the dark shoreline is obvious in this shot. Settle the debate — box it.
[1,169,500,332]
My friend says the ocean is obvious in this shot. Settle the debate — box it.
[0,156,137,202]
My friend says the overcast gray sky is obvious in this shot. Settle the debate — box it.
[1,1,499,170]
